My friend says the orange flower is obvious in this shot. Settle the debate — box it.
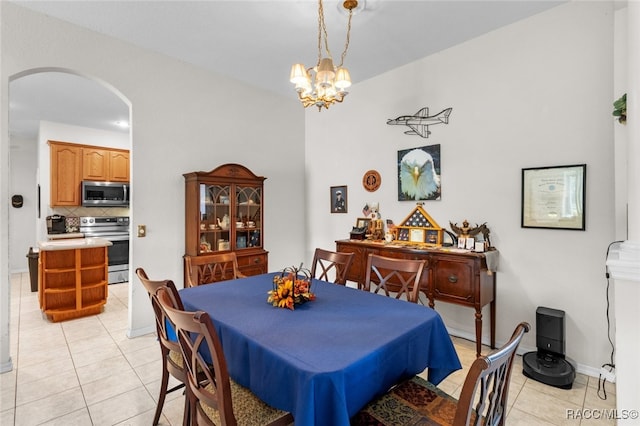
[268,269,315,310]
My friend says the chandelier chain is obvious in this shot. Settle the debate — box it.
[290,0,358,110]
[317,0,333,67]
[338,7,354,68]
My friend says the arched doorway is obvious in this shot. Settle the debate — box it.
[4,68,132,371]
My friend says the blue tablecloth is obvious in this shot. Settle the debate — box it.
[179,273,461,426]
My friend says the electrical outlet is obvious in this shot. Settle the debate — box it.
[137,225,146,238]
[600,367,616,383]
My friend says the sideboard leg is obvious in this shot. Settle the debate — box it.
[474,309,482,357]
[490,300,496,349]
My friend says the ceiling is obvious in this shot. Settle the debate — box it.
[8,0,566,140]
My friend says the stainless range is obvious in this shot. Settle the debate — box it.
[80,216,130,284]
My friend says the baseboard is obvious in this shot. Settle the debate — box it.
[445,326,603,379]
[126,325,155,339]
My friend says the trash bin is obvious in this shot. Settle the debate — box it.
[26,247,39,292]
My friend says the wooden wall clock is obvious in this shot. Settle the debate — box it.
[363,170,381,192]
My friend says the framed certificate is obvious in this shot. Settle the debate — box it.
[521,164,586,230]
[409,228,425,243]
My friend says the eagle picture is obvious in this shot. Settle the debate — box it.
[397,145,441,201]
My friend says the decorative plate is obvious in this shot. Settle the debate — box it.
[363,170,381,192]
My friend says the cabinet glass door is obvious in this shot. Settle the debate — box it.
[199,184,231,254]
[235,185,262,250]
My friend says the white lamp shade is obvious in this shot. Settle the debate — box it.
[316,58,336,87]
[335,67,351,89]
[290,64,309,85]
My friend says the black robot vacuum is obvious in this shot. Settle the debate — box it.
[522,307,576,389]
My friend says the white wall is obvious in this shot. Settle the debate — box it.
[306,1,616,374]
[1,0,305,372]
[8,137,37,273]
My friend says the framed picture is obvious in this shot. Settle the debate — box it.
[397,144,441,201]
[521,164,586,230]
[330,185,348,213]
[355,217,371,230]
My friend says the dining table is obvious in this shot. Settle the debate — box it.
[179,272,461,426]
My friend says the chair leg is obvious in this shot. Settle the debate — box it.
[182,388,190,426]
[153,358,170,425]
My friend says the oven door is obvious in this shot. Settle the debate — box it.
[86,233,129,283]
[108,238,129,267]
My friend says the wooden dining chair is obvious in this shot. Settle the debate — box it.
[156,286,294,426]
[310,248,354,285]
[135,267,188,426]
[352,322,530,426]
[363,253,426,303]
[184,252,247,287]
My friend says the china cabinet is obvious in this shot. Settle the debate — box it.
[184,164,267,283]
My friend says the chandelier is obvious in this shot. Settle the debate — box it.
[290,0,358,111]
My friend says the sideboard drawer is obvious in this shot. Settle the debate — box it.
[237,252,268,276]
[433,259,474,304]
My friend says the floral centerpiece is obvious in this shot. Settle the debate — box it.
[267,263,316,310]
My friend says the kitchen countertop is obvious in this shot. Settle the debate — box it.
[38,237,113,251]
[47,233,84,240]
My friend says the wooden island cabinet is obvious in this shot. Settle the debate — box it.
[336,239,497,357]
[38,238,112,322]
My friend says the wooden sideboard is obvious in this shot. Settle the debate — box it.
[336,239,497,357]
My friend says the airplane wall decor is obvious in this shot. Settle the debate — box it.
[387,107,452,138]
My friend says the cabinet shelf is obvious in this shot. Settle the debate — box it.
[81,264,106,271]
[43,267,76,274]
[81,280,108,290]
[44,286,75,294]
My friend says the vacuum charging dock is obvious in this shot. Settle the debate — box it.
[522,307,576,389]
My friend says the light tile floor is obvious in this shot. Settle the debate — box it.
[2,273,617,425]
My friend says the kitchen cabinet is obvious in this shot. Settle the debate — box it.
[184,164,267,284]
[50,141,130,206]
[38,238,111,322]
[108,150,130,182]
[50,141,82,206]
[82,147,130,182]
[336,239,496,357]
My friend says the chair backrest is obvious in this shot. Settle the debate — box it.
[156,286,236,425]
[310,248,355,285]
[135,267,184,354]
[454,322,530,426]
[364,254,426,303]
[185,252,244,287]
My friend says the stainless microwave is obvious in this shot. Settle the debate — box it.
[82,181,130,207]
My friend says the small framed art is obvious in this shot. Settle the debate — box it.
[356,217,371,230]
[521,164,586,230]
[330,185,348,213]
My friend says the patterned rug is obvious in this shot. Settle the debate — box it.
[351,376,464,426]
